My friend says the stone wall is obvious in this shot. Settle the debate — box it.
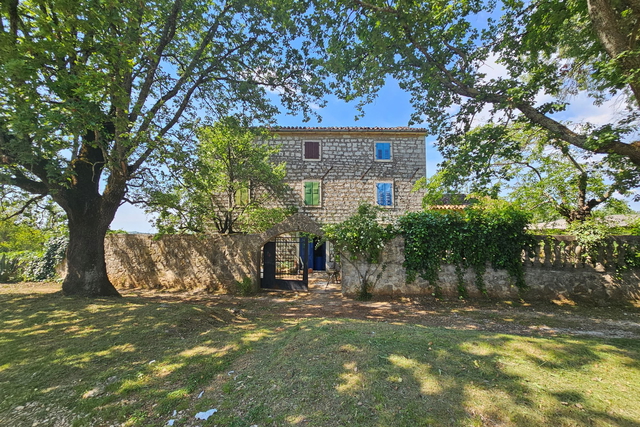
[105,233,261,291]
[103,213,324,291]
[341,237,640,304]
[267,129,426,223]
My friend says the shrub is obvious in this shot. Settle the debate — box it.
[322,204,396,299]
[0,254,22,282]
[399,200,532,297]
[232,277,256,296]
[24,236,68,281]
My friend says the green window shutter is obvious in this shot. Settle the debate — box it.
[312,182,320,205]
[304,182,320,206]
[235,187,249,205]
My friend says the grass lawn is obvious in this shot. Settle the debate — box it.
[1,283,639,426]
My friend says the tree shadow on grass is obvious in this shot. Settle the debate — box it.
[0,292,268,425]
[1,292,640,426]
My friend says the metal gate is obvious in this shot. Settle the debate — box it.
[261,237,309,290]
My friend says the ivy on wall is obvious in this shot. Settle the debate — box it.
[322,204,396,299]
[398,201,532,297]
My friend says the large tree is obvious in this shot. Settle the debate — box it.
[145,118,290,235]
[310,0,640,167]
[420,124,638,223]
[0,0,326,296]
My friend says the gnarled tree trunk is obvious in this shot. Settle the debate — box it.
[62,207,121,297]
[55,141,125,297]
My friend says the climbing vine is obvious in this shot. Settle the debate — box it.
[322,203,396,299]
[399,200,532,297]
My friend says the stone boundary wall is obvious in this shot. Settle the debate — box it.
[103,213,323,291]
[341,237,640,304]
[105,233,260,291]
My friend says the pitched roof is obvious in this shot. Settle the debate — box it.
[271,126,428,134]
[427,205,468,211]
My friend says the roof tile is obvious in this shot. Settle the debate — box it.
[271,126,428,133]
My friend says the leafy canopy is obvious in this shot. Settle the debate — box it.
[423,123,638,223]
[310,0,640,169]
[146,118,291,234]
[0,0,328,295]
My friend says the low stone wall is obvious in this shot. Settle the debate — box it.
[103,213,324,291]
[105,233,261,291]
[341,237,640,304]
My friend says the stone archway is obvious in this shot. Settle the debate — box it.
[257,214,325,291]
[258,213,324,246]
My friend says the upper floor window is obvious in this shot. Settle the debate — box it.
[375,142,392,161]
[304,181,321,206]
[304,140,321,161]
[376,182,393,207]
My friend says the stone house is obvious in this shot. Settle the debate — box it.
[266,126,427,224]
[260,126,427,273]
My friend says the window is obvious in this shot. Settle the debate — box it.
[235,187,250,206]
[375,142,392,161]
[304,140,321,160]
[303,181,321,206]
[376,182,393,207]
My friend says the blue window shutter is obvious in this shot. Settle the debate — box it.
[375,142,391,160]
[376,183,392,206]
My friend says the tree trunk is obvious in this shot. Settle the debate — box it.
[62,209,121,297]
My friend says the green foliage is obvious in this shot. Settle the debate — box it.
[1,0,327,295]
[567,219,611,259]
[311,0,640,174]
[415,173,470,209]
[425,124,636,224]
[23,237,68,282]
[399,200,532,297]
[322,204,396,299]
[147,118,291,235]
[236,207,298,234]
[106,229,128,235]
[0,221,49,254]
[0,254,21,282]
[232,277,256,296]
[624,217,640,236]
[0,188,67,253]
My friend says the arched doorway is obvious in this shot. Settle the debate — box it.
[257,214,324,291]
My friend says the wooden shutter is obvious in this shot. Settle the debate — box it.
[376,183,392,206]
[305,141,319,159]
[376,142,391,160]
[304,182,320,205]
[235,187,249,206]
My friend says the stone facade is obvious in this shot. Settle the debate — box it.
[265,128,427,223]
[341,237,640,305]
